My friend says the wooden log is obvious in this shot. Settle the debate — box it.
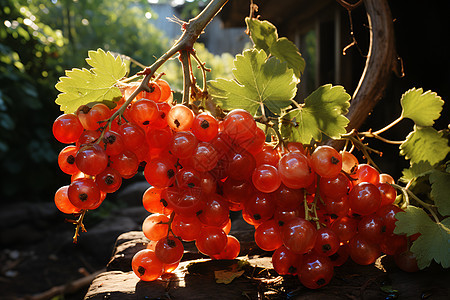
[84,229,450,300]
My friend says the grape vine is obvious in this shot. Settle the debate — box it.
[51,0,449,291]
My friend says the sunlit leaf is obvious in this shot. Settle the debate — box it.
[401,161,433,182]
[279,84,350,144]
[246,18,304,79]
[269,37,305,79]
[394,206,450,269]
[208,49,297,116]
[55,49,127,113]
[401,88,444,127]
[245,17,277,54]
[400,126,450,166]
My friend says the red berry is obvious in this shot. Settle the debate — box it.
[155,237,184,264]
[252,164,281,193]
[211,235,241,260]
[52,114,83,144]
[131,249,164,281]
[54,185,81,214]
[254,219,283,251]
[75,144,108,176]
[281,217,317,254]
[310,146,342,178]
[195,226,227,256]
[58,146,79,175]
[278,152,315,189]
[191,112,219,142]
[348,234,381,265]
[348,182,382,216]
[272,245,302,275]
[313,227,340,256]
[223,109,256,144]
[129,99,158,127]
[167,104,194,131]
[298,253,334,289]
[67,178,101,210]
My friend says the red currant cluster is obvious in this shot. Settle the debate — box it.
[52,78,415,289]
[52,79,172,214]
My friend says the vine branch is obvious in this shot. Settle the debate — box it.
[180,50,192,105]
[109,0,228,122]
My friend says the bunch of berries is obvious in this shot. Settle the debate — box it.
[52,78,416,289]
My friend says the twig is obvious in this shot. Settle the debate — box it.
[372,115,404,135]
[391,182,410,208]
[248,0,259,19]
[336,0,363,11]
[339,130,382,172]
[290,99,302,109]
[22,269,105,300]
[361,131,403,145]
[337,0,364,57]
[303,192,310,221]
[312,174,323,229]
[391,183,440,223]
[107,0,229,125]
[259,102,268,121]
[66,210,87,243]
[254,117,286,151]
[191,49,211,92]
[116,53,147,70]
[180,50,192,105]
[166,211,177,239]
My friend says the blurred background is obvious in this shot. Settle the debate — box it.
[0,0,449,299]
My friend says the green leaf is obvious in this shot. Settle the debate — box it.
[208,49,297,116]
[401,88,444,127]
[394,206,450,269]
[401,160,433,182]
[246,18,305,79]
[245,17,278,54]
[279,84,350,144]
[394,206,434,236]
[429,170,450,216]
[400,126,450,166]
[269,37,305,79]
[55,49,127,113]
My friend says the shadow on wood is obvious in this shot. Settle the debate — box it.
[84,231,450,300]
